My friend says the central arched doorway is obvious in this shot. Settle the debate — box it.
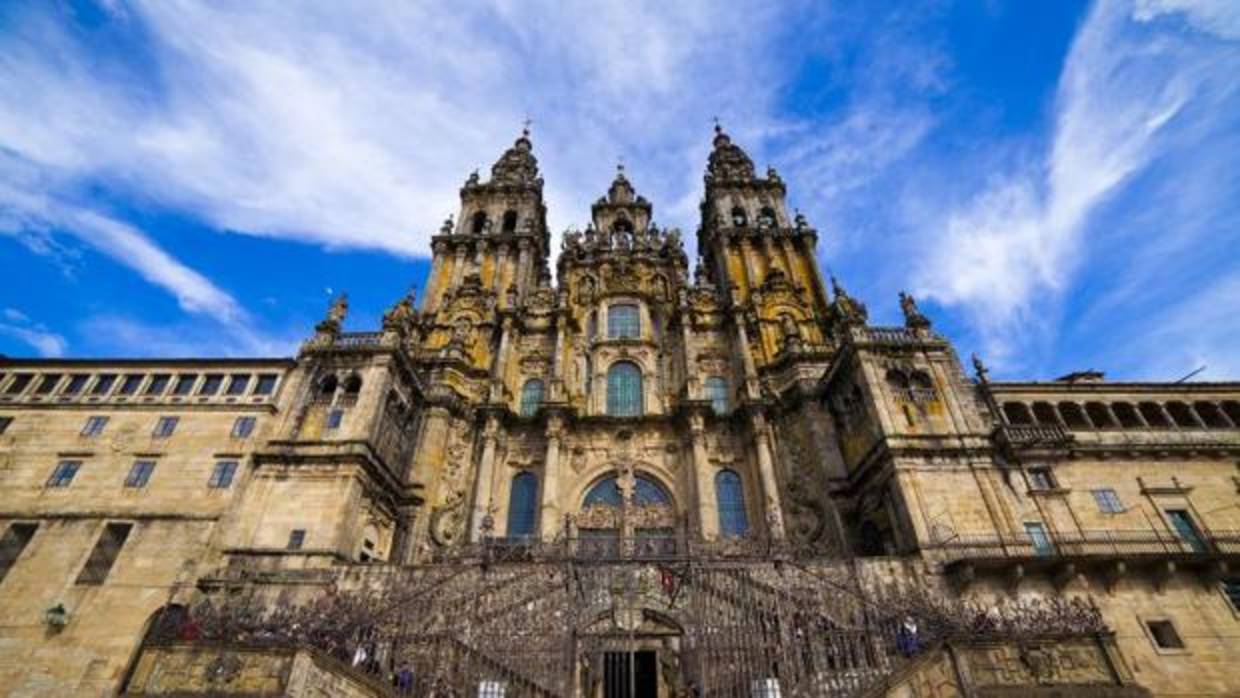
[574,469,678,558]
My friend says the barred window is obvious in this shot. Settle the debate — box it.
[152,416,178,438]
[606,362,642,417]
[35,374,61,394]
[172,374,197,396]
[199,374,223,396]
[1091,488,1124,513]
[506,472,539,538]
[208,461,238,489]
[607,304,640,339]
[715,470,749,537]
[232,416,256,438]
[125,460,156,488]
[705,377,729,415]
[0,523,38,585]
[46,460,81,487]
[226,374,250,396]
[76,522,132,585]
[519,379,544,417]
[119,374,144,395]
[81,415,109,437]
[63,374,89,394]
[3,373,32,394]
[146,374,171,395]
[91,374,117,395]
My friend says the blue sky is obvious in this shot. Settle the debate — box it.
[1,0,1237,380]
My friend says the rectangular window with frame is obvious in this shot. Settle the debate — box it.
[1024,522,1053,556]
[607,304,640,339]
[226,374,250,396]
[46,460,81,487]
[75,522,133,585]
[152,416,179,438]
[326,408,344,430]
[119,374,144,395]
[1146,619,1185,649]
[3,373,32,394]
[0,416,11,435]
[1027,467,1056,491]
[287,529,306,550]
[231,416,256,438]
[208,460,238,488]
[91,374,117,395]
[199,374,224,396]
[146,374,171,395]
[172,374,197,396]
[253,374,278,395]
[1091,488,1124,513]
[81,415,109,437]
[124,460,156,488]
[1165,509,1207,553]
[35,374,61,394]
[63,374,90,394]
[0,523,38,584]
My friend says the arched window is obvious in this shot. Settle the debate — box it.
[471,211,489,234]
[343,374,362,395]
[315,374,337,403]
[715,470,749,537]
[519,379,544,417]
[731,206,748,227]
[613,218,633,234]
[584,474,670,507]
[757,206,777,227]
[705,376,729,415]
[606,362,642,417]
[507,472,539,538]
[501,210,518,233]
[608,304,640,339]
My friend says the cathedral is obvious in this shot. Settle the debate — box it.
[0,126,1238,697]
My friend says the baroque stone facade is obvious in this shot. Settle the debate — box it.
[0,127,1237,696]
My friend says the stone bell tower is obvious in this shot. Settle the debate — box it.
[421,127,551,317]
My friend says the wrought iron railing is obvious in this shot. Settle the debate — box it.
[929,528,1240,562]
[995,423,1071,446]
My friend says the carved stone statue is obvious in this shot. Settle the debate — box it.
[327,293,349,325]
[899,291,931,329]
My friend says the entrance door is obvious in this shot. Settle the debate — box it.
[603,650,658,698]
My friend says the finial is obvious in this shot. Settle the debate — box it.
[522,116,532,138]
[712,116,722,135]
[972,353,990,384]
[617,156,625,175]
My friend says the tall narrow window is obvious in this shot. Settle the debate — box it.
[1025,522,1053,556]
[606,362,642,417]
[0,523,38,584]
[152,416,178,438]
[519,379,544,417]
[76,522,133,585]
[705,377,729,415]
[471,211,489,234]
[507,472,539,538]
[125,460,156,488]
[208,460,238,489]
[81,416,109,437]
[232,416,256,438]
[715,470,749,537]
[731,206,748,227]
[46,460,81,487]
[501,210,518,233]
[326,408,344,430]
[607,304,640,339]
[1166,509,1206,552]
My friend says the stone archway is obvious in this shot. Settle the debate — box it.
[573,465,679,558]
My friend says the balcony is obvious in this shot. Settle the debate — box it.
[929,529,1240,589]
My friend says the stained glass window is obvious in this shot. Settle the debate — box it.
[519,379,544,417]
[506,472,539,538]
[715,470,749,537]
[606,362,642,416]
[607,304,640,339]
[583,475,669,507]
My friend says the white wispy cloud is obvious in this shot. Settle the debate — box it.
[911,0,1240,369]
[0,307,67,357]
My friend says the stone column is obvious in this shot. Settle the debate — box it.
[469,415,502,541]
[690,413,719,538]
[490,316,514,402]
[734,320,761,401]
[492,242,510,295]
[550,312,567,401]
[539,415,564,538]
[751,413,786,539]
[450,245,468,287]
[423,241,450,313]
[515,239,532,300]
